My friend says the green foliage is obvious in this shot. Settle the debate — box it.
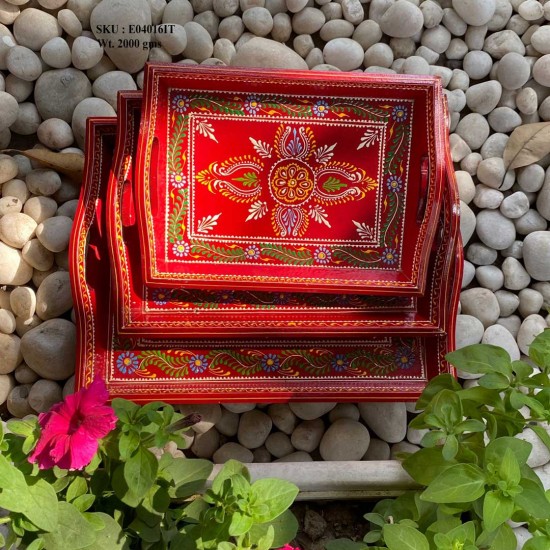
[0,400,298,550]
[330,329,550,550]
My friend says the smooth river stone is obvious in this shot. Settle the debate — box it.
[460,288,500,328]
[319,419,370,461]
[358,402,407,443]
[237,409,272,449]
[231,37,307,69]
[0,333,22,374]
[289,402,336,420]
[13,8,62,51]
[323,37,364,70]
[481,325,520,361]
[20,318,76,380]
[523,231,550,281]
[90,0,152,73]
[34,68,92,123]
[0,242,32,285]
[476,210,516,250]
[452,0,495,26]
[35,271,73,320]
[379,0,423,38]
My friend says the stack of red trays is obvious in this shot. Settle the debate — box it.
[70,64,462,403]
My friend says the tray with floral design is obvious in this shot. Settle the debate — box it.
[72,117,460,402]
[110,92,460,338]
[135,65,448,295]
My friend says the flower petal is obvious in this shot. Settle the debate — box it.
[67,431,100,470]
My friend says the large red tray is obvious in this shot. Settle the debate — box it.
[109,92,460,338]
[135,65,448,295]
[71,118,461,402]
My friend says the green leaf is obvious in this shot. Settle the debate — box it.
[233,171,258,187]
[72,494,96,513]
[442,435,458,461]
[249,478,299,523]
[248,509,298,548]
[255,524,275,550]
[216,543,237,550]
[499,448,521,486]
[382,524,429,550]
[111,398,139,423]
[323,176,348,192]
[403,448,456,485]
[514,478,550,518]
[512,360,534,379]
[524,536,550,550]
[41,502,97,550]
[364,513,386,528]
[6,417,38,438]
[211,460,250,494]
[118,431,140,461]
[228,511,253,537]
[417,374,462,410]
[485,437,532,469]
[0,454,30,513]
[163,457,212,499]
[483,490,514,533]
[528,328,550,368]
[66,477,88,503]
[487,523,517,550]
[530,425,550,455]
[25,539,45,550]
[455,419,486,433]
[479,372,510,390]
[420,464,486,503]
[446,345,513,376]
[123,447,158,504]
[80,512,129,550]
[25,479,59,532]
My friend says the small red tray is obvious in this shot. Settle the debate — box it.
[71,117,460,402]
[135,65,448,295]
[108,92,460,338]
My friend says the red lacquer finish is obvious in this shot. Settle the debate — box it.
[70,66,462,403]
[135,65,448,295]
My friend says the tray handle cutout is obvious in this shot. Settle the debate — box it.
[150,137,160,218]
[416,155,430,223]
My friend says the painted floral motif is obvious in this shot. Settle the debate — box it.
[172,95,190,113]
[261,353,280,372]
[172,241,190,257]
[381,247,399,265]
[313,100,329,117]
[314,246,332,264]
[244,244,260,260]
[244,95,262,114]
[169,172,187,188]
[386,174,403,193]
[152,288,170,305]
[116,351,140,374]
[196,124,378,239]
[391,105,408,122]
[394,346,415,369]
[332,354,348,372]
[189,354,209,373]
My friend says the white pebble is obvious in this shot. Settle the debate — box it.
[502,257,531,290]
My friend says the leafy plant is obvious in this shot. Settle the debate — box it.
[327,329,550,550]
[0,381,298,550]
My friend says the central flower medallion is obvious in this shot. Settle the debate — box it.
[269,159,315,205]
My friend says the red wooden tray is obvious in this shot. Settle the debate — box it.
[108,92,460,338]
[71,117,461,402]
[135,65,448,295]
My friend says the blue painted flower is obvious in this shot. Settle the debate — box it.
[216,290,235,303]
[173,241,190,257]
[272,292,291,305]
[261,353,280,372]
[244,244,260,260]
[152,288,170,305]
[116,351,140,375]
[391,105,408,122]
[381,247,398,265]
[313,100,330,117]
[314,246,332,264]
[172,94,190,113]
[394,346,415,370]
[244,95,262,114]
[332,354,348,372]
[386,174,403,193]
[170,172,187,189]
[189,354,208,374]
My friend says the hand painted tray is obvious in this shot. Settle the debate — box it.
[72,117,460,402]
[135,65,448,295]
[109,92,460,338]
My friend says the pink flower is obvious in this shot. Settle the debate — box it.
[29,378,117,470]
[279,546,300,550]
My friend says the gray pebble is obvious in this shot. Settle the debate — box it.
[319,419,370,461]
[460,288,500,328]
[502,257,531,290]
[358,402,406,443]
